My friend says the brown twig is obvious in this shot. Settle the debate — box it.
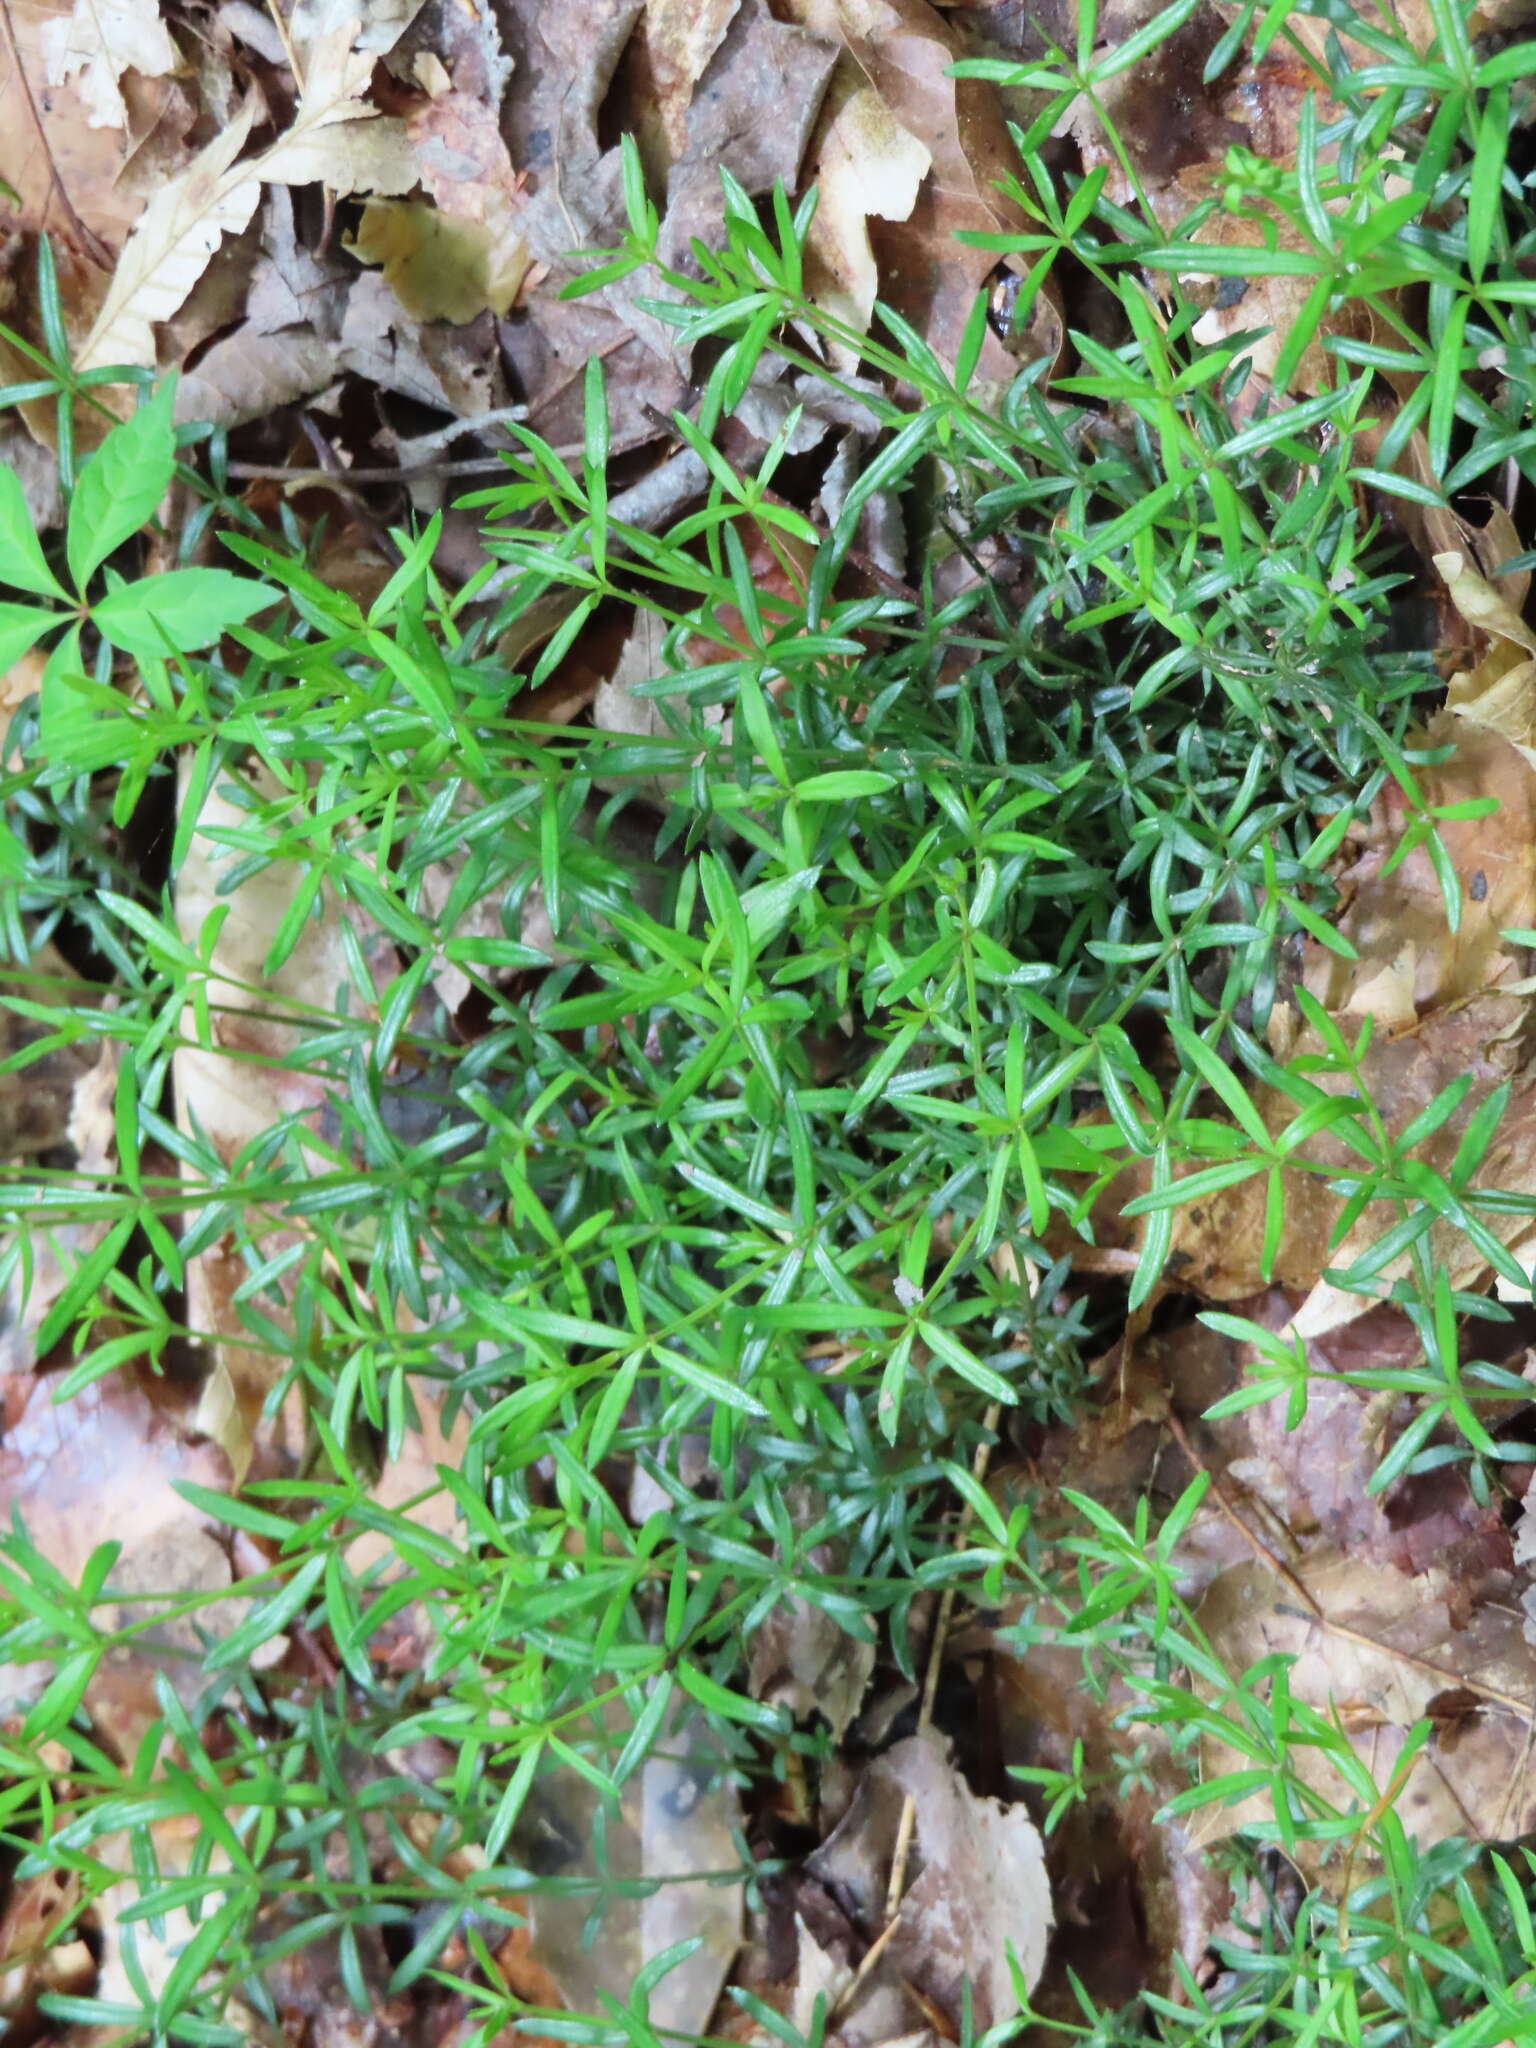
[0,0,114,268]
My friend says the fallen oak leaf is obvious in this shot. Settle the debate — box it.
[75,98,263,372]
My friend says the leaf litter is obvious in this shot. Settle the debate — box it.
[9,0,1536,2036]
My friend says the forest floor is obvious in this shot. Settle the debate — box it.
[7,1,1536,2045]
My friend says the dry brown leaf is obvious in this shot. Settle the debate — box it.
[92,1816,237,2016]
[522,1702,744,2038]
[1194,1553,1536,1852]
[594,610,727,803]
[790,0,1033,380]
[39,0,177,128]
[998,1611,1230,2005]
[172,326,341,425]
[401,57,532,308]
[0,944,99,1162]
[805,1729,1052,2040]
[627,0,745,168]
[337,270,508,414]
[748,1594,876,1738]
[0,1369,232,1715]
[344,1380,470,1581]
[290,0,426,63]
[1077,711,1536,1327]
[0,0,196,256]
[494,0,681,449]
[1186,206,1371,395]
[1439,547,1536,766]
[1212,0,1437,71]
[77,19,418,373]
[656,0,838,269]
[1189,1294,1509,1582]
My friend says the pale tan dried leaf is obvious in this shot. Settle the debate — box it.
[39,0,176,128]
[292,0,425,64]
[803,69,930,357]
[76,101,262,370]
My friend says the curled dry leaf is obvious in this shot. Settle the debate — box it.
[800,68,931,362]
[806,1730,1052,2041]
[998,1622,1230,2008]
[655,0,837,271]
[789,0,1034,381]
[1194,1553,1536,1854]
